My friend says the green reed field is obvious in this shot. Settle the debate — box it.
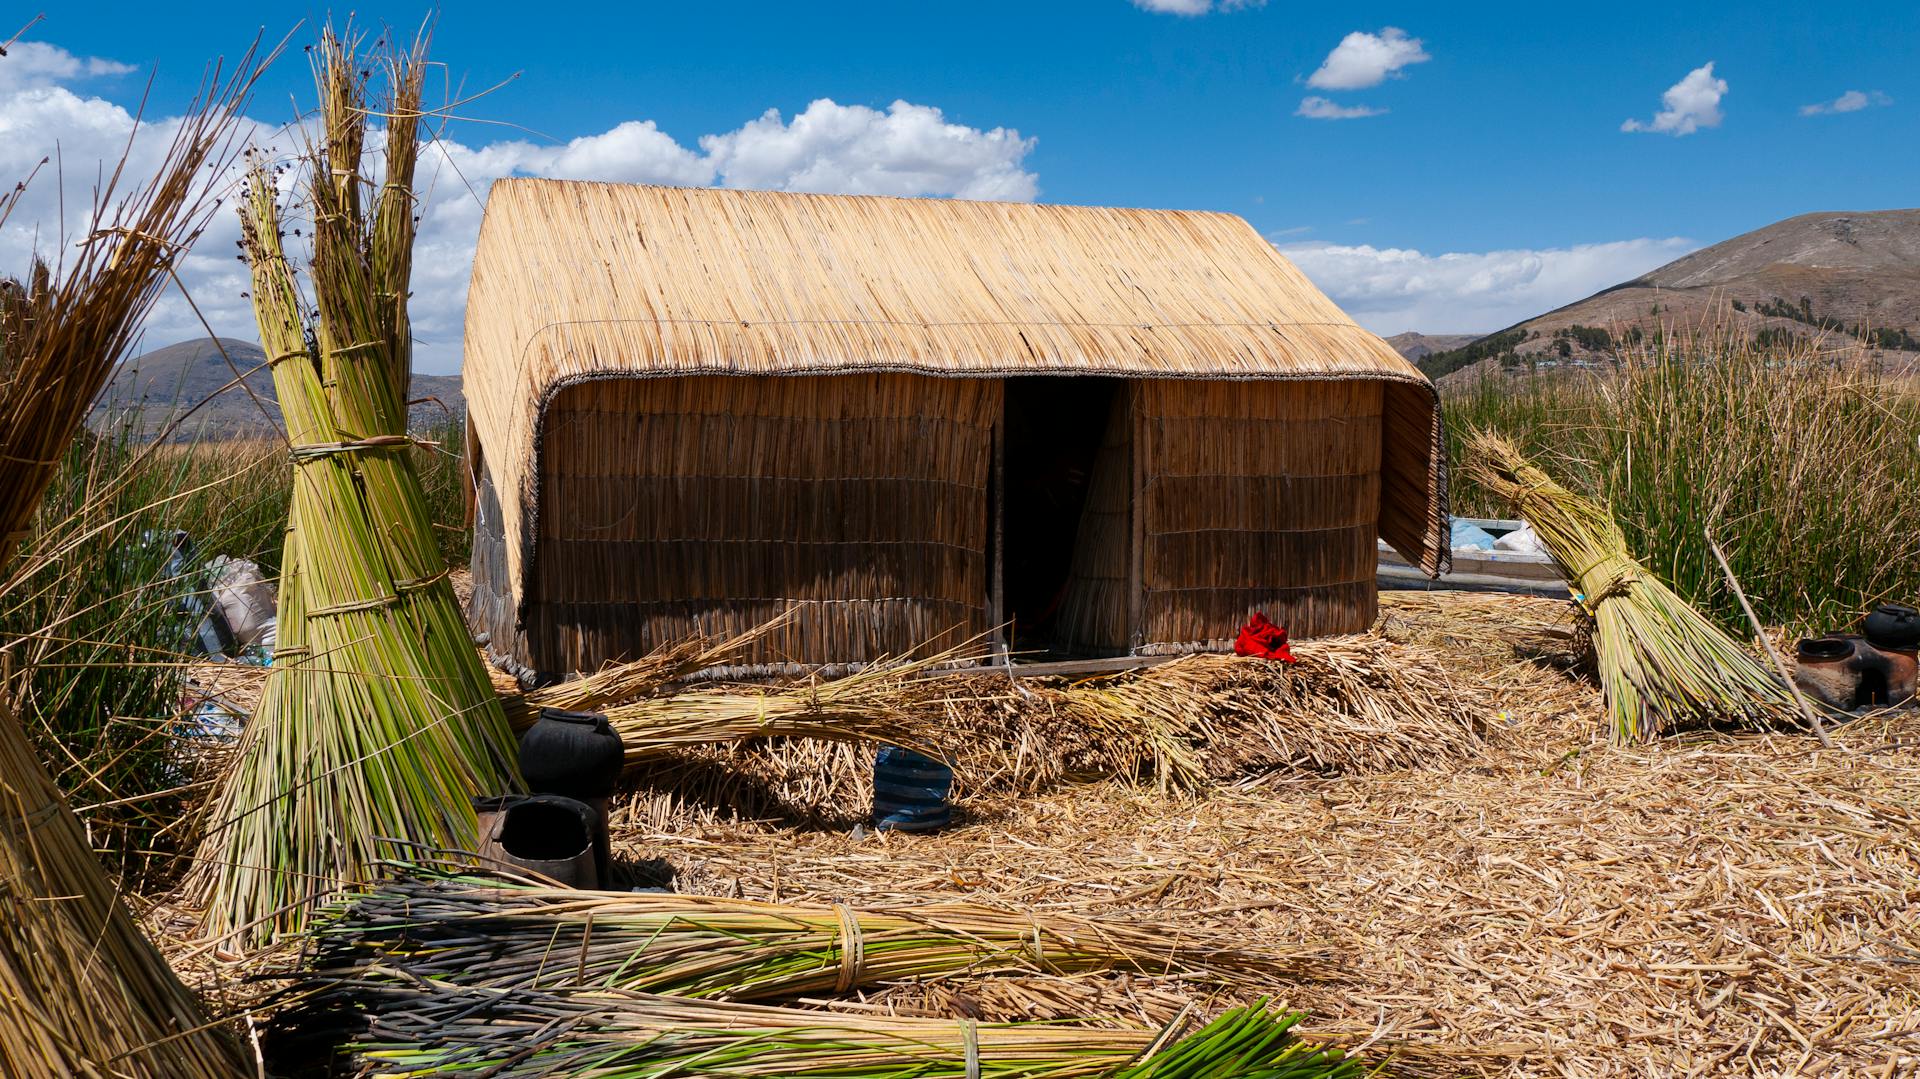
[1444,332,1920,636]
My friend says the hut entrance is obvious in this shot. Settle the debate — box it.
[1001,377,1131,656]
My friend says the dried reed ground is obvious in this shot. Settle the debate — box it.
[157,588,1918,1074]
[602,592,1920,1078]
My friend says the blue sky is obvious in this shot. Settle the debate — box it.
[5,1,1917,371]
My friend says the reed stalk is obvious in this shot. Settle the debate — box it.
[272,980,1357,1078]
[598,642,986,766]
[191,27,520,948]
[306,868,1321,998]
[1466,431,1803,741]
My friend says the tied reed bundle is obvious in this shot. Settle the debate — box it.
[599,642,988,767]
[306,868,1322,998]
[192,27,520,948]
[274,980,1358,1079]
[0,694,250,1076]
[503,610,800,729]
[0,39,263,1075]
[1465,431,1801,741]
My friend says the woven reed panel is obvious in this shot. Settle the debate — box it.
[1137,380,1383,649]
[1054,390,1133,654]
[463,180,1448,609]
[524,374,996,673]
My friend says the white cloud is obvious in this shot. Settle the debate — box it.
[1305,28,1429,91]
[701,100,1037,200]
[1295,96,1385,121]
[0,40,134,93]
[1130,0,1263,14]
[1279,237,1697,334]
[1799,89,1892,116]
[2,40,1040,374]
[1621,62,1727,136]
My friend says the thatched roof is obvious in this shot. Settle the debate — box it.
[463,180,1447,609]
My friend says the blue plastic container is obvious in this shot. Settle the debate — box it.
[871,745,954,833]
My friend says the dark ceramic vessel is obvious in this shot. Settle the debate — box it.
[1863,604,1920,651]
[518,708,624,800]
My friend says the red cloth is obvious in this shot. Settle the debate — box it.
[1233,612,1296,662]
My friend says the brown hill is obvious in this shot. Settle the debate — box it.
[94,338,465,440]
[1420,209,1920,379]
[1385,332,1479,362]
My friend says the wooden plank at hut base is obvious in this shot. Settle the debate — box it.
[980,654,1182,679]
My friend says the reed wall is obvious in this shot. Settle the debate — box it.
[1136,380,1383,650]
[514,374,996,672]
[470,368,1430,679]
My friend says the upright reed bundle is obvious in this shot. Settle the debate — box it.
[1466,431,1800,740]
[274,981,1358,1079]
[0,40,261,1078]
[193,28,520,948]
[307,869,1320,997]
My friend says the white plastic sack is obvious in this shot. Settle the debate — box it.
[1493,523,1547,555]
[206,555,277,647]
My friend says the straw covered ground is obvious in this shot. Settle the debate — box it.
[154,588,1920,1075]
[593,592,1920,1077]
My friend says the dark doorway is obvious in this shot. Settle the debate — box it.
[1001,376,1123,654]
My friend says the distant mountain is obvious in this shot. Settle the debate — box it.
[1418,209,1920,379]
[95,338,465,440]
[1385,332,1479,362]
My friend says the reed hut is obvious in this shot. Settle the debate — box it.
[463,180,1448,680]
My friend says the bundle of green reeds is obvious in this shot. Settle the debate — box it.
[192,27,521,948]
[1465,431,1801,740]
[0,40,261,1078]
[274,980,1359,1079]
[305,868,1320,997]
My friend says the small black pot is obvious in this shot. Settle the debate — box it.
[518,708,624,800]
[1863,604,1920,651]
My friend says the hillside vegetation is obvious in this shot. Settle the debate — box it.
[1414,208,1920,378]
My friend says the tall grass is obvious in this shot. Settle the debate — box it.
[413,415,472,569]
[0,413,285,878]
[1445,332,1920,633]
[0,403,466,878]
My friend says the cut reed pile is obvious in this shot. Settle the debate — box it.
[908,638,1490,799]
[502,610,800,729]
[593,635,1488,825]
[304,867,1324,998]
[192,28,521,948]
[1464,431,1802,741]
[0,35,261,1079]
[271,982,1359,1079]
[594,643,983,767]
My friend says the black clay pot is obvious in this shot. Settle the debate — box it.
[518,708,624,800]
[1863,604,1920,651]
